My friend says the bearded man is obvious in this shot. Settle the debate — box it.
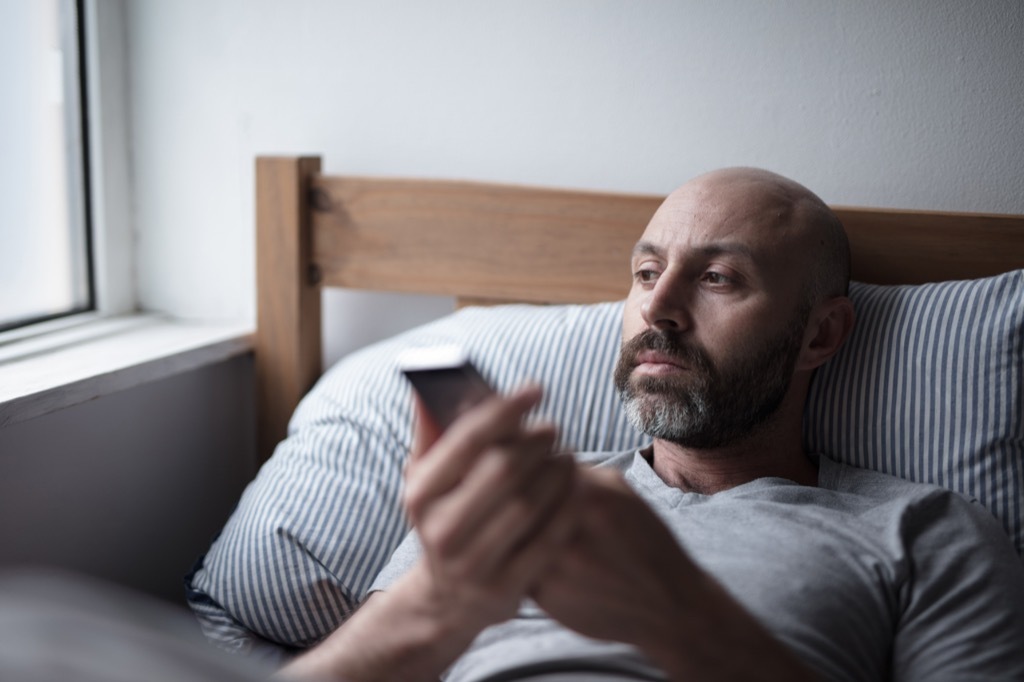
[281,169,1024,682]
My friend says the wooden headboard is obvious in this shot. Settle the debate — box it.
[254,155,1024,462]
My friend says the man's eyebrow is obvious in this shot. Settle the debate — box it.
[631,241,664,259]
[696,242,757,261]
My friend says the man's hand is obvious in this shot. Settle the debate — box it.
[530,467,699,644]
[404,385,579,636]
[532,467,819,682]
[281,386,579,682]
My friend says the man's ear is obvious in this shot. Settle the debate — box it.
[797,296,855,371]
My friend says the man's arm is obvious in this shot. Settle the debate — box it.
[890,493,1024,680]
[532,467,819,682]
[280,387,579,682]
[277,565,480,682]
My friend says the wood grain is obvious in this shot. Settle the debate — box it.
[309,176,661,304]
[833,207,1024,285]
[255,156,322,463]
[307,176,1024,305]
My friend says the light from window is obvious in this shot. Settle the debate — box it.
[0,0,92,333]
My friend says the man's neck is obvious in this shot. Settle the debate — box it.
[646,421,817,495]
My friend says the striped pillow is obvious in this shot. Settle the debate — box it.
[805,269,1024,558]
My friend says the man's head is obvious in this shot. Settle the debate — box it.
[614,167,853,450]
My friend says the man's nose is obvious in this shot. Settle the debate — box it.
[640,277,692,331]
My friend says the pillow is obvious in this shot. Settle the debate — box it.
[805,269,1024,557]
[187,301,645,649]
[187,269,1024,651]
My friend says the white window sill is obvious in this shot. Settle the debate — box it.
[0,315,253,428]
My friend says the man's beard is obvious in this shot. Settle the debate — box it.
[613,314,807,449]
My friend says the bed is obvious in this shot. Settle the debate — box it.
[185,155,1024,655]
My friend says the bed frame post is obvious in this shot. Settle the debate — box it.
[255,156,322,464]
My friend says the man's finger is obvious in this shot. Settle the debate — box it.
[405,385,543,517]
[419,429,562,565]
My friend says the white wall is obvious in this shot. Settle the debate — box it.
[126,0,1024,354]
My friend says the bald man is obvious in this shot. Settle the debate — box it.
[282,169,1024,682]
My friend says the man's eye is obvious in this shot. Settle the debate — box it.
[634,269,659,284]
[703,271,732,285]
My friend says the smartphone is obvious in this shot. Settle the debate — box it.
[398,345,495,430]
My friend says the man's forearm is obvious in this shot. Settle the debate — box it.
[278,566,477,682]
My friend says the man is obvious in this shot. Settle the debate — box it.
[280,168,1024,681]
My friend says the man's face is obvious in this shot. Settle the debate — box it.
[614,171,813,449]
[614,307,807,448]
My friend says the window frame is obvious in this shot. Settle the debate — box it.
[0,0,98,334]
[0,0,250,430]
[82,0,136,321]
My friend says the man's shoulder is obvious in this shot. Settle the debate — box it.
[817,455,1002,536]
[819,454,970,503]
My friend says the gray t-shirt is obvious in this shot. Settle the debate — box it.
[371,451,1024,681]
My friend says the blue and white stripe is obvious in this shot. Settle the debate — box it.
[805,270,1024,557]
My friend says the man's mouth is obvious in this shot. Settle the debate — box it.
[632,349,688,375]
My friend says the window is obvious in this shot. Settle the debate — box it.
[0,0,93,332]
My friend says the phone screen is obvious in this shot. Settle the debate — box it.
[399,347,494,430]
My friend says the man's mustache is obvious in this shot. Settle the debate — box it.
[620,329,714,375]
